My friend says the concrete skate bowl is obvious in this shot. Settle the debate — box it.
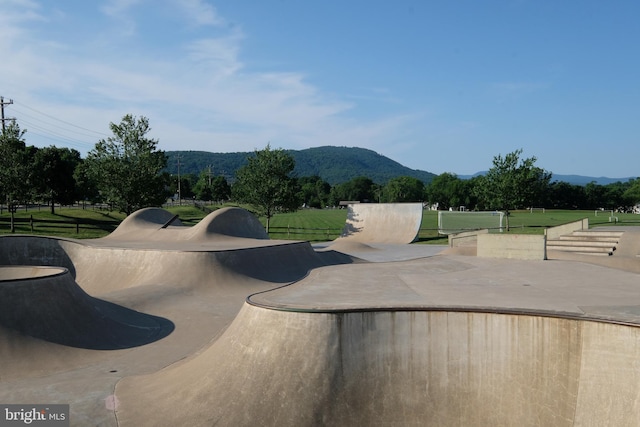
[105,206,269,242]
[116,303,640,426]
[0,266,174,350]
[334,202,423,246]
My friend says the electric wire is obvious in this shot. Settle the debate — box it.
[6,101,110,151]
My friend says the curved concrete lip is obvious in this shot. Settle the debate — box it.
[0,265,67,281]
[250,254,640,326]
[0,264,174,350]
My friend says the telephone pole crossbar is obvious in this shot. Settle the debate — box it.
[0,96,16,132]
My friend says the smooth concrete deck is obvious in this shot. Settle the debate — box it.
[1,209,640,426]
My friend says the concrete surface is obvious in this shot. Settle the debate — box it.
[1,207,640,426]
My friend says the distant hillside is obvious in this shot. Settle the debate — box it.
[165,146,436,185]
[459,172,636,186]
[550,174,636,186]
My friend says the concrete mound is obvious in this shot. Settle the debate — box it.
[336,202,423,244]
[105,206,268,242]
[0,266,173,349]
[105,207,183,240]
[116,303,640,426]
[193,206,269,239]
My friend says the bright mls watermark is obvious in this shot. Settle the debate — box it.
[0,405,69,426]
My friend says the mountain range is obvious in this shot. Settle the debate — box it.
[166,146,634,186]
[166,146,435,185]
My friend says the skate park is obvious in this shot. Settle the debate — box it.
[1,203,640,426]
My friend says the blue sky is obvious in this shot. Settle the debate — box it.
[1,0,639,178]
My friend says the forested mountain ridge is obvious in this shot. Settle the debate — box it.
[165,146,436,185]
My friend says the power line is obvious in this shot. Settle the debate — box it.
[13,101,109,137]
[0,98,114,151]
[11,106,106,141]
[16,117,95,150]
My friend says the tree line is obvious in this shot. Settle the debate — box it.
[1,114,639,233]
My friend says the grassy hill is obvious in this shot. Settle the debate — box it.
[166,146,436,185]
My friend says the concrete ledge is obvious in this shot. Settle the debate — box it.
[448,229,488,248]
[477,234,547,260]
[545,218,589,240]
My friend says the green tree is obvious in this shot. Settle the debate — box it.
[382,176,425,202]
[623,178,640,207]
[329,176,376,205]
[193,169,214,201]
[73,159,101,207]
[85,115,169,215]
[169,173,196,201]
[547,181,585,209]
[425,172,466,210]
[584,181,606,209]
[479,149,551,230]
[298,175,331,208]
[33,146,82,214]
[232,144,301,232]
[210,176,231,203]
[0,123,34,231]
[194,169,230,203]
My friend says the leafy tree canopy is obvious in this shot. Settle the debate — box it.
[232,144,301,231]
[0,122,34,231]
[85,115,168,215]
[382,176,425,203]
[329,176,377,205]
[33,146,81,214]
[478,148,551,229]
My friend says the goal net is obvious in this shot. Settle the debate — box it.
[438,211,504,235]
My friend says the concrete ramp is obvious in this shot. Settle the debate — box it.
[337,202,423,244]
[0,266,173,349]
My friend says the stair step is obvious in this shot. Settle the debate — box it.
[557,235,619,243]
[547,249,613,257]
[546,245,613,254]
[571,231,624,238]
[548,240,617,248]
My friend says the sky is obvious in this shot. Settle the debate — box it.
[1,0,639,178]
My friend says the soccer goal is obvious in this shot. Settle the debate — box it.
[529,207,545,213]
[437,211,504,235]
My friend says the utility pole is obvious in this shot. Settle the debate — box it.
[0,96,16,132]
[176,154,182,206]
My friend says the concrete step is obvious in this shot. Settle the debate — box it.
[548,240,617,248]
[557,235,620,243]
[546,245,614,255]
[545,230,624,257]
[571,231,624,238]
[547,249,613,257]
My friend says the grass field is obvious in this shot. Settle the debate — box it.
[0,204,639,243]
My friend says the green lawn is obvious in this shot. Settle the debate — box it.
[0,205,638,242]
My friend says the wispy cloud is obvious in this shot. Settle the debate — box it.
[1,0,421,161]
[100,0,144,36]
[186,32,244,77]
[100,0,142,17]
[171,0,225,27]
